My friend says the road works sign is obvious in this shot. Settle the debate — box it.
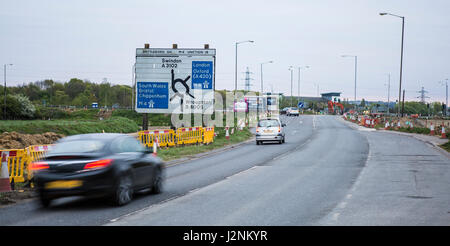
[135,48,216,114]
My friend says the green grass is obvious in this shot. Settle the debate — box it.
[440,141,450,152]
[0,117,139,135]
[157,127,253,161]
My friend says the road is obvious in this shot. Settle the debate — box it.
[1,115,449,225]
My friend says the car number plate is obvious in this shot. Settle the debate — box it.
[264,130,272,133]
[45,180,83,189]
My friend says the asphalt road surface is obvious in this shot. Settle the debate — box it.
[1,115,449,226]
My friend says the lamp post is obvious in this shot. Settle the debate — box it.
[341,55,357,107]
[259,60,273,119]
[295,66,310,104]
[3,64,13,120]
[385,73,391,114]
[439,79,448,116]
[289,66,294,106]
[234,40,254,124]
[380,12,405,117]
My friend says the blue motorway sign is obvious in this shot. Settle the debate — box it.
[298,101,304,108]
[192,61,213,89]
[136,82,169,109]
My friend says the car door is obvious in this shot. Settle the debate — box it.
[111,137,148,188]
[122,137,153,188]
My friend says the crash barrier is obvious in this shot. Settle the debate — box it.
[139,129,177,148]
[0,127,215,185]
[0,149,28,183]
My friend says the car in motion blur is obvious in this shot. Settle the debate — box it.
[287,107,299,116]
[256,118,286,145]
[31,133,164,207]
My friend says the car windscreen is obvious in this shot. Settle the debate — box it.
[258,120,280,127]
[50,140,106,154]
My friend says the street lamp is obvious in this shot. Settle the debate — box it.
[235,40,254,95]
[234,40,254,124]
[3,63,13,120]
[260,61,273,94]
[293,66,310,103]
[259,60,273,119]
[439,79,448,116]
[341,55,357,106]
[380,12,405,117]
[289,66,294,106]
[384,73,391,114]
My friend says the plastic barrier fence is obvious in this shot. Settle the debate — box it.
[138,129,177,148]
[176,127,203,145]
[203,127,215,144]
[0,149,27,183]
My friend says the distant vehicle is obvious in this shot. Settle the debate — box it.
[280,107,290,115]
[287,107,299,116]
[92,102,98,108]
[31,133,165,207]
[256,118,286,145]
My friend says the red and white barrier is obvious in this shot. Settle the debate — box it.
[0,151,11,192]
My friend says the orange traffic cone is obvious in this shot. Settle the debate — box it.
[226,127,230,140]
[385,121,390,130]
[430,123,435,135]
[0,151,12,192]
[442,126,446,139]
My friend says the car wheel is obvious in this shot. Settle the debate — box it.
[39,193,51,208]
[113,174,133,206]
[151,168,164,194]
[282,137,285,143]
[256,141,260,145]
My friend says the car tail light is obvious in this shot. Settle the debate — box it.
[29,162,49,171]
[278,127,281,132]
[256,127,260,133]
[84,159,113,170]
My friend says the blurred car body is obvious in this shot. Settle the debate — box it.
[256,118,286,145]
[31,133,164,207]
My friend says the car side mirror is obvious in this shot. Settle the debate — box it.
[282,123,286,127]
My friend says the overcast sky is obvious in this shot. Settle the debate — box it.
[1,0,449,103]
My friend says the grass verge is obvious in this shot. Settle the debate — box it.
[0,117,139,135]
[440,141,450,152]
[157,127,253,162]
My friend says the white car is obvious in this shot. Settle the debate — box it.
[287,107,299,116]
[256,118,286,145]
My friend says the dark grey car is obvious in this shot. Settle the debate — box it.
[31,133,165,207]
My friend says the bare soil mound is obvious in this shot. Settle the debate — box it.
[0,131,64,149]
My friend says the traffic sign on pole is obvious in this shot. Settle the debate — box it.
[135,47,216,114]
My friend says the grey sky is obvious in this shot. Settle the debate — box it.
[1,0,449,103]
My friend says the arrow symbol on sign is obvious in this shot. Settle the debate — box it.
[148,100,155,108]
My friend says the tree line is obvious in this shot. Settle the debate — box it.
[1,78,132,120]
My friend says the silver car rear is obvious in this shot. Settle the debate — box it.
[256,118,286,145]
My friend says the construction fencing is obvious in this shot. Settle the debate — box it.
[0,126,214,185]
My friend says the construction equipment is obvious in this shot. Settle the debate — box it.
[327,101,344,115]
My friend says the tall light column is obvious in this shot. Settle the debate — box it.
[3,63,13,120]
[234,40,254,123]
[380,12,405,117]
